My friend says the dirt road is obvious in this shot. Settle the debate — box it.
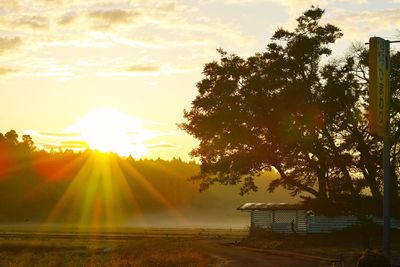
[183,239,338,267]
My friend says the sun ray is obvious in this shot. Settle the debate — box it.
[135,159,197,213]
[109,155,144,224]
[118,159,189,224]
[32,151,87,181]
[79,156,102,228]
[98,154,116,228]
[22,152,88,204]
[42,151,148,229]
[44,152,95,225]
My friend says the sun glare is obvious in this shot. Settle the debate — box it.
[68,108,149,157]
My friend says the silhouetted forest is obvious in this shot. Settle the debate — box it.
[0,130,294,226]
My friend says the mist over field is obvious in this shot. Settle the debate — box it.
[0,148,296,228]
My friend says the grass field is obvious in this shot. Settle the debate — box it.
[0,225,248,239]
[1,238,224,267]
[2,226,399,266]
[0,226,247,267]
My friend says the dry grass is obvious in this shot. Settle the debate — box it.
[240,226,400,260]
[0,238,221,267]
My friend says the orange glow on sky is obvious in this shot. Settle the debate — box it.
[0,0,397,159]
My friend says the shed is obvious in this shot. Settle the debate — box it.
[237,202,307,234]
[238,202,400,234]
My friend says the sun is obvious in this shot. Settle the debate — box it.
[69,108,149,157]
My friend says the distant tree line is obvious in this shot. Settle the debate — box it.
[0,129,284,224]
[0,129,196,222]
[181,7,400,217]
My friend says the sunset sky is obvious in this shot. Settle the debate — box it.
[0,0,399,159]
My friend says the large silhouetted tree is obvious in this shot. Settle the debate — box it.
[181,7,400,216]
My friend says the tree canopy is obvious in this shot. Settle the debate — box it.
[181,7,400,216]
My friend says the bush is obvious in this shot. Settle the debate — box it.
[248,227,285,240]
[357,249,389,267]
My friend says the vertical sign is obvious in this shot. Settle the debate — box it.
[369,37,390,137]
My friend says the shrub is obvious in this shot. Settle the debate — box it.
[357,249,389,267]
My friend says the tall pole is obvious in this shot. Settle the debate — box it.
[367,37,392,259]
[383,38,392,259]
[383,135,391,258]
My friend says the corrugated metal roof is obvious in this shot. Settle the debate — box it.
[237,202,305,211]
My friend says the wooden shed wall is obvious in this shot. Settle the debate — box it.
[251,210,272,228]
[249,211,400,234]
[250,210,307,233]
[307,216,359,233]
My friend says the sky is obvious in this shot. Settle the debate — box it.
[0,0,399,160]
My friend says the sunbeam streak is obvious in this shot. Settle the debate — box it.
[45,152,94,224]
[43,152,151,228]
[109,156,144,224]
[118,159,189,225]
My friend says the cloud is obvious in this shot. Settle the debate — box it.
[99,34,163,48]
[146,142,178,150]
[0,37,22,54]
[60,140,88,148]
[39,143,86,150]
[17,58,80,80]
[274,0,366,7]
[0,67,18,75]
[199,0,262,5]
[57,4,169,30]
[87,9,141,28]
[57,10,152,32]
[268,0,327,19]
[200,0,326,9]
[53,2,253,45]
[31,131,87,150]
[57,12,78,25]
[40,131,81,138]
[98,63,198,77]
[326,8,400,40]
[37,0,64,5]
[13,15,49,30]
[42,39,113,48]
[126,64,160,72]
[337,0,367,3]
[0,0,20,11]
[0,0,257,82]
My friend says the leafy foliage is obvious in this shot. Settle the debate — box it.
[181,7,400,216]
